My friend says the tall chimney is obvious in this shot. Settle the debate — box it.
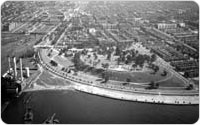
[8,56,11,73]
[13,57,17,79]
[20,58,23,81]
[25,67,30,78]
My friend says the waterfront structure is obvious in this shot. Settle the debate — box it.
[13,57,17,80]
[20,58,23,82]
[25,67,30,78]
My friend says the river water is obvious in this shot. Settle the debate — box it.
[1,90,199,124]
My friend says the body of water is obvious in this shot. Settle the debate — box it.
[1,90,199,124]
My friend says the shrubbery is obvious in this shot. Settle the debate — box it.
[19,48,35,58]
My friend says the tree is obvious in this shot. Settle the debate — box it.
[135,54,145,67]
[104,74,109,83]
[102,63,109,69]
[107,51,111,60]
[161,70,167,76]
[126,54,132,64]
[147,81,159,89]
[48,53,51,57]
[132,63,137,69]
[184,72,189,78]
[149,81,155,88]
[131,49,135,58]
[139,63,144,68]
[154,65,159,73]
[58,50,63,56]
[50,60,58,67]
[20,48,35,58]
[121,54,126,62]
[73,52,82,70]
[126,78,131,83]
[150,54,157,62]
[87,54,91,58]
[93,53,98,60]
[115,46,121,56]
[144,54,150,63]
[82,49,88,55]
[117,57,121,65]
[186,84,193,90]
[135,50,138,54]
[155,83,159,89]
[101,72,109,83]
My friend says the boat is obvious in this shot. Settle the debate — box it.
[43,113,60,124]
[24,106,33,124]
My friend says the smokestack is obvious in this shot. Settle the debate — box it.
[8,56,11,73]
[25,67,30,78]
[20,58,23,82]
[13,57,17,79]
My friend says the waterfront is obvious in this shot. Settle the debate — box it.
[1,90,199,124]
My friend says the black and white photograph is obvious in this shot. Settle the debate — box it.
[1,0,199,124]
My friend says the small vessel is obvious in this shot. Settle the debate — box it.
[43,113,60,124]
[24,106,33,124]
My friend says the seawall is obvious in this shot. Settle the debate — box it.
[72,81,199,105]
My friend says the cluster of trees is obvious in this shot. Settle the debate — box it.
[58,48,69,56]
[72,52,88,71]
[50,60,58,67]
[146,81,159,89]
[149,63,160,73]
[72,52,81,69]
[101,63,109,69]
[161,70,167,76]
[134,54,149,67]
[92,44,159,71]
[81,49,88,55]
[115,45,157,68]
[19,48,35,58]
[185,84,194,90]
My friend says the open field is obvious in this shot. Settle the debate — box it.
[105,69,170,83]
[35,70,71,86]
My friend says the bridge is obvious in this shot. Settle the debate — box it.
[34,44,68,49]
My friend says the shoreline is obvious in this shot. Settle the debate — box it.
[23,81,199,105]
[23,88,199,106]
[72,81,199,105]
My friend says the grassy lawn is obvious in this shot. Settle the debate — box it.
[105,69,169,83]
[158,75,186,87]
[53,55,73,67]
[36,71,70,86]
